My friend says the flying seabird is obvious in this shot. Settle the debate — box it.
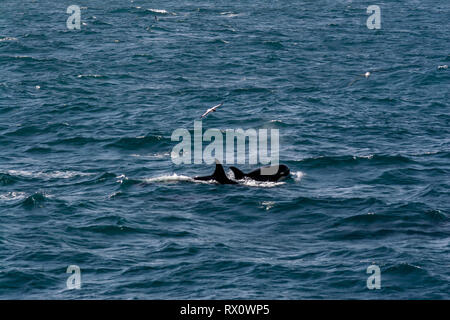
[201,102,223,119]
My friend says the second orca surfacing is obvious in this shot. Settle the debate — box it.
[230,164,290,182]
[193,161,290,184]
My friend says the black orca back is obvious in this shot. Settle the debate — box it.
[229,167,246,180]
[194,163,237,184]
[238,164,290,182]
[193,163,289,184]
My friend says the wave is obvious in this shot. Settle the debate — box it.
[296,154,414,169]
[237,178,285,188]
[332,213,398,227]
[220,12,241,18]
[5,169,94,180]
[0,173,18,185]
[106,134,170,150]
[89,17,113,27]
[130,152,170,159]
[116,7,175,16]
[390,202,448,222]
[66,224,146,236]
[232,87,272,95]
[108,191,125,199]
[0,37,18,42]
[328,199,447,228]
[76,74,105,79]
[262,40,284,49]
[261,119,294,128]
[147,9,174,15]
[4,125,42,137]
[0,55,61,66]
[424,209,447,222]
[0,192,27,201]
[384,262,428,276]
[292,171,304,182]
[143,174,193,184]
[369,167,448,185]
[21,192,48,209]
[65,172,117,187]
[117,175,145,188]
[47,136,105,146]
[25,146,53,154]
[297,196,384,210]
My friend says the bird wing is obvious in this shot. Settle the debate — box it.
[201,103,223,118]
[201,108,212,118]
[211,103,223,111]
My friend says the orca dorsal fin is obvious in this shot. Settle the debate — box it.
[193,160,237,184]
[212,160,237,184]
[212,160,226,179]
[229,166,245,180]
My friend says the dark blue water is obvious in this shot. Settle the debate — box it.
[1,0,449,299]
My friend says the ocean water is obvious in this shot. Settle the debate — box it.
[0,0,449,299]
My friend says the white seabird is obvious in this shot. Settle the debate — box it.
[201,102,223,118]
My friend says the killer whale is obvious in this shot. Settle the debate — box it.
[193,161,237,184]
[193,161,290,184]
[230,164,290,182]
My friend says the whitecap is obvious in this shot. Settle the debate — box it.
[143,174,193,183]
[130,152,170,159]
[147,8,174,15]
[116,174,127,183]
[352,154,374,160]
[6,169,93,179]
[261,201,275,210]
[239,178,285,188]
[0,192,27,201]
[77,74,103,78]
[220,12,240,18]
[292,171,304,182]
[0,37,18,42]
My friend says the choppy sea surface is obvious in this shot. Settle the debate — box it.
[0,0,449,299]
